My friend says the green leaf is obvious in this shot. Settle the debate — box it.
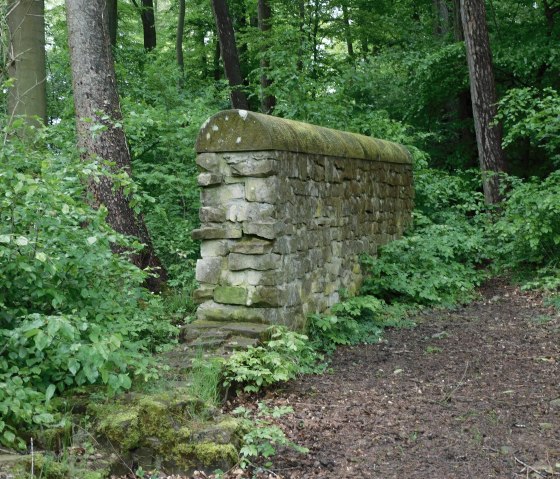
[45,384,56,402]
[3,430,15,444]
[15,236,29,246]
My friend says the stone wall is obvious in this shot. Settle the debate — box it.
[191,110,413,330]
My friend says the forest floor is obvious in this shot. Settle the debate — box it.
[226,279,560,479]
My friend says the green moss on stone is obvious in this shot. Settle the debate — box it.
[192,442,238,467]
[95,405,141,451]
[196,110,411,164]
[214,286,248,305]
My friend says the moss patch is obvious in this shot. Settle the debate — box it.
[89,389,242,475]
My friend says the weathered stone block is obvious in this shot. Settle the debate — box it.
[201,240,229,258]
[195,257,223,284]
[197,172,223,186]
[229,238,272,255]
[246,270,284,286]
[201,184,245,207]
[192,226,242,240]
[214,286,248,305]
[242,221,284,240]
[229,253,282,271]
[245,177,279,203]
[226,202,275,223]
[199,206,226,223]
[248,286,283,307]
[197,301,282,324]
[196,153,221,172]
[192,285,215,304]
[230,158,277,177]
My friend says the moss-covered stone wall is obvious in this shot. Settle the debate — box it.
[192,110,413,329]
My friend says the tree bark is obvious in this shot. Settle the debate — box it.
[258,0,275,114]
[103,0,118,47]
[176,0,185,87]
[342,3,354,58]
[7,0,47,127]
[132,0,157,50]
[460,0,506,204]
[211,0,249,109]
[297,0,305,71]
[65,0,167,291]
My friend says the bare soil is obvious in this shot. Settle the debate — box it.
[231,279,560,478]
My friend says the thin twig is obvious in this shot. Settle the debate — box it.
[515,456,546,478]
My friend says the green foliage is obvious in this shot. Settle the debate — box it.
[497,88,560,169]
[0,123,177,448]
[362,165,491,306]
[223,327,320,393]
[308,295,388,354]
[233,402,308,470]
[187,356,223,417]
[493,172,560,288]
[361,217,488,306]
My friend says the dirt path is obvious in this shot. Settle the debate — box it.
[235,280,560,478]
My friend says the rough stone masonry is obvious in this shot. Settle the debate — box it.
[191,109,413,334]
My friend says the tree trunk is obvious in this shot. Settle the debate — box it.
[176,0,185,87]
[297,0,305,71]
[213,37,221,80]
[7,0,47,127]
[65,0,167,291]
[133,0,157,50]
[342,3,354,59]
[460,0,506,204]
[211,0,249,109]
[433,0,450,37]
[103,0,118,47]
[258,0,275,114]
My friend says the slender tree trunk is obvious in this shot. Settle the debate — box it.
[7,0,47,127]
[211,0,249,109]
[258,0,275,114]
[460,0,506,204]
[176,0,185,87]
[65,0,167,291]
[433,0,450,37]
[342,3,354,58]
[213,37,221,80]
[297,0,305,71]
[104,0,118,47]
[132,0,157,50]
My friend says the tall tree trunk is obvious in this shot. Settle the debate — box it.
[176,0,185,87]
[211,0,249,109]
[258,0,275,114]
[65,0,167,291]
[297,0,305,71]
[460,0,506,204]
[132,0,157,50]
[104,0,118,47]
[7,0,47,127]
[213,37,221,80]
[433,0,450,37]
[342,3,354,59]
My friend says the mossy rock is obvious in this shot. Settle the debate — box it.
[89,390,242,475]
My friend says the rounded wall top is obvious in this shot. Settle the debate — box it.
[195,109,412,164]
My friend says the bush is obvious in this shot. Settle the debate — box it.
[493,172,560,288]
[0,123,177,448]
[223,327,320,393]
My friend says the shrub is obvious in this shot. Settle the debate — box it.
[223,327,319,393]
[0,122,177,448]
[493,171,560,288]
